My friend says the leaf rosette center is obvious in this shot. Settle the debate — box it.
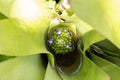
[47,27,74,55]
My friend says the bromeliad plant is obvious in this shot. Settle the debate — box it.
[0,0,120,80]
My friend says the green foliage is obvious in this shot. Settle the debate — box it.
[0,0,119,80]
[71,0,120,80]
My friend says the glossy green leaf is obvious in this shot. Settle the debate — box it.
[66,14,93,35]
[0,18,48,56]
[71,0,120,49]
[0,0,55,42]
[0,0,55,46]
[95,39,120,57]
[86,44,120,66]
[0,55,46,80]
[0,0,55,19]
[0,1,119,80]
[44,62,62,80]
[68,15,105,51]
[82,30,105,51]
[87,52,120,80]
[0,0,56,67]
[92,39,120,66]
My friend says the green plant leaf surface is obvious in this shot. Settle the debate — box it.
[44,62,62,80]
[0,0,55,44]
[59,50,110,80]
[82,30,105,51]
[71,0,120,49]
[0,12,7,19]
[69,15,105,51]
[0,55,46,80]
[92,39,120,66]
[0,0,14,17]
[0,0,55,19]
[0,55,15,62]
[0,18,49,56]
[87,52,120,80]
[0,0,55,48]
[0,1,119,80]
[96,39,120,57]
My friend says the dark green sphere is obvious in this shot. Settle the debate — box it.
[47,27,75,55]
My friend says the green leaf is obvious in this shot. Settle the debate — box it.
[82,30,105,51]
[0,12,7,19]
[0,55,46,80]
[59,50,110,80]
[44,62,62,80]
[0,0,56,66]
[0,0,14,17]
[87,52,120,80]
[0,18,48,56]
[91,40,120,66]
[92,39,120,66]
[68,15,105,51]
[0,55,15,62]
[0,0,55,19]
[95,39,120,57]
[67,14,93,35]
[86,44,120,66]
[71,0,120,48]
[0,0,55,38]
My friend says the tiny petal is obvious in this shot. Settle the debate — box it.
[48,39,53,44]
[68,31,72,36]
[65,44,70,48]
[56,30,61,34]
